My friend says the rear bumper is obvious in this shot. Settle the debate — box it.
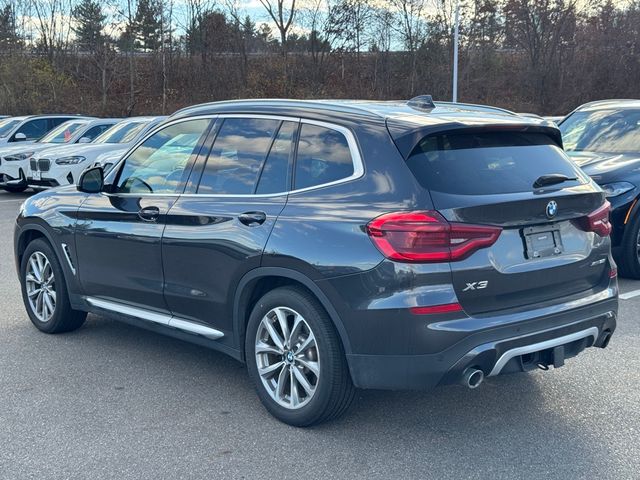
[346,293,617,390]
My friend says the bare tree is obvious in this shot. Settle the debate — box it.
[259,0,296,56]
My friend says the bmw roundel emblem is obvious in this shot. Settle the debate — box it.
[546,200,558,219]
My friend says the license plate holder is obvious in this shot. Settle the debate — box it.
[523,225,564,259]
[32,170,41,181]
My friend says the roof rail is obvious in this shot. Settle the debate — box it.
[407,95,436,111]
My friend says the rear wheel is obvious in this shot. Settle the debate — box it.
[617,213,640,279]
[246,286,355,427]
[20,239,86,333]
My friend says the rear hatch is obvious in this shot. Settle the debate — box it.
[403,128,611,315]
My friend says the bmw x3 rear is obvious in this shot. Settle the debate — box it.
[14,97,618,427]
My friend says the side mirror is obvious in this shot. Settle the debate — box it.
[78,137,92,144]
[13,132,27,142]
[77,166,104,193]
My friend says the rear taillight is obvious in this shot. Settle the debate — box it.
[573,201,612,237]
[366,211,502,263]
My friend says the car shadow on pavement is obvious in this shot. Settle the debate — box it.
[11,313,616,479]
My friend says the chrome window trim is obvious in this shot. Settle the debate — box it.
[86,297,224,340]
[103,114,365,198]
[488,326,599,377]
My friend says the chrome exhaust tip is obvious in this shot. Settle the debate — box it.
[461,368,484,389]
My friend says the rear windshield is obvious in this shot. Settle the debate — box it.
[406,132,586,195]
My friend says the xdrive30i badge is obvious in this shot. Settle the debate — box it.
[546,200,558,219]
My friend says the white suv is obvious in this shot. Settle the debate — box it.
[27,116,166,189]
[0,118,117,192]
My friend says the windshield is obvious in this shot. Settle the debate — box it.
[39,121,86,144]
[0,119,20,138]
[95,121,148,144]
[560,109,640,154]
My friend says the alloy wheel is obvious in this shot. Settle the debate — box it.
[255,307,320,409]
[25,251,56,322]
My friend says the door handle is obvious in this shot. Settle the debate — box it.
[138,206,160,222]
[238,211,267,226]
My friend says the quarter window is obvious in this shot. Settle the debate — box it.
[197,118,281,195]
[294,124,354,190]
[114,119,209,194]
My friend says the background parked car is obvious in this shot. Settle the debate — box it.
[0,118,119,192]
[0,115,83,146]
[559,99,640,277]
[27,116,166,189]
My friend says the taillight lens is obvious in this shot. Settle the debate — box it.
[366,211,502,263]
[573,201,612,237]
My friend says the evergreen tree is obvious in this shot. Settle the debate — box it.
[0,4,20,52]
[133,0,162,52]
[72,0,107,51]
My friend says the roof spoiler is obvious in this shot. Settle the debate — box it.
[387,122,565,159]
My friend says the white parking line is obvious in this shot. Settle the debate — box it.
[620,289,640,300]
[0,198,25,203]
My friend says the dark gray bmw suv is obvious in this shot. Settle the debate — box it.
[14,98,618,426]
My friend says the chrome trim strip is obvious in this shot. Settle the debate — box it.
[488,327,599,376]
[85,297,224,340]
[168,318,224,340]
[60,243,76,275]
[103,114,365,198]
[86,297,171,325]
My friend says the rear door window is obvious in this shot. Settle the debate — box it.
[406,132,587,195]
[197,118,281,195]
[256,121,297,194]
[294,124,354,190]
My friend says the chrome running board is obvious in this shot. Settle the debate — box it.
[86,297,224,340]
[489,327,599,376]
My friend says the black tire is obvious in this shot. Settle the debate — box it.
[20,238,87,333]
[616,213,640,279]
[245,286,355,427]
[3,184,27,193]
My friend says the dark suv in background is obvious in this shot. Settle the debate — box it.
[14,98,618,426]
[559,99,640,278]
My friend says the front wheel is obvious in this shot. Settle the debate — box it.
[20,239,87,333]
[2,184,27,193]
[246,287,355,427]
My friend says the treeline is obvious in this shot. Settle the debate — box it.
[0,0,639,116]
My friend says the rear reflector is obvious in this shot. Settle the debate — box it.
[610,267,617,278]
[410,303,464,315]
[366,211,502,263]
[573,201,612,237]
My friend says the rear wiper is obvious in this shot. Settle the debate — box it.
[533,174,578,189]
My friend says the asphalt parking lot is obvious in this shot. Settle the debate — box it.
[0,190,639,480]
